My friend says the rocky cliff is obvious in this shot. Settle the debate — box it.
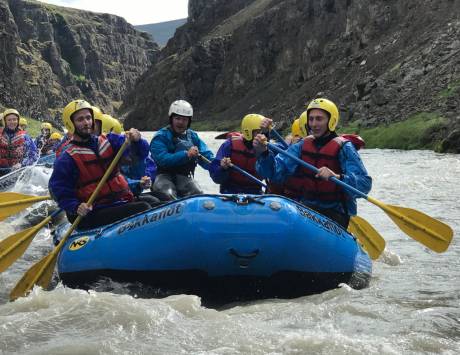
[121,0,460,152]
[0,0,158,123]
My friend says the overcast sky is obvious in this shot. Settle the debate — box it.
[37,0,189,25]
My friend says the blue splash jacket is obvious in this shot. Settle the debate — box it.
[49,133,149,214]
[150,126,214,172]
[256,139,372,216]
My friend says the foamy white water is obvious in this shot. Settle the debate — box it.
[0,133,459,354]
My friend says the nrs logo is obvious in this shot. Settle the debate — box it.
[69,236,90,251]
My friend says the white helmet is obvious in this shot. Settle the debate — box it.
[168,100,193,118]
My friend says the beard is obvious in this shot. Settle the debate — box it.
[74,127,92,140]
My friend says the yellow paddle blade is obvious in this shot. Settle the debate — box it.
[349,216,386,260]
[0,195,51,221]
[9,252,57,301]
[368,197,453,253]
[0,215,54,273]
[0,192,46,203]
[9,216,78,301]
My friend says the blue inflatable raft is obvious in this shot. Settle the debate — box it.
[55,194,372,304]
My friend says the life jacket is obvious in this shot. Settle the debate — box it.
[66,135,134,206]
[228,136,263,190]
[340,134,365,150]
[157,129,196,176]
[283,135,347,202]
[0,129,26,168]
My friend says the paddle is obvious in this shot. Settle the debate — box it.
[202,150,382,258]
[269,129,289,149]
[349,216,385,260]
[266,142,453,253]
[0,193,51,221]
[199,154,267,189]
[0,209,63,273]
[9,139,130,301]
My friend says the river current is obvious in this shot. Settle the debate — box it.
[0,132,458,354]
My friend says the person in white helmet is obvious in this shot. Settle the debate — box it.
[150,100,214,201]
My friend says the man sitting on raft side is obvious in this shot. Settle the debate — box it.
[49,100,151,230]
[150,99,214,201]
[253,98,372,229]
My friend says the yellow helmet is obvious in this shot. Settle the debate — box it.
[92,106,104,121]
[110,116,124,134]
[304,98,340,132]
[62,100,93,134]
[291,118,305,137]
[99,114,122,134]
[2,109,20,126]
[241,114,265,141]
[19,117,28,127]
[50,132,63,140]
[298,111,309,136]
[41,122,52,130]
[3,108,20,119]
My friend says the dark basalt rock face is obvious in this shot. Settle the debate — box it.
[121,0,459,152]
[0,0,158,124]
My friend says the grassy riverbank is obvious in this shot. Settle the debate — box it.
[193,112,449,151]
[22,117,46,137]
[339,112,448,151]
[1,117,61,138]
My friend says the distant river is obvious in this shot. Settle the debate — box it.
[0,132,459,354]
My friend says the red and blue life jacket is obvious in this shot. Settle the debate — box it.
[66,135,134,206]
[0,129,26,168]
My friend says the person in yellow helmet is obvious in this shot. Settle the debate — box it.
[253,98,372,228]
[284,116,306,146]
[40,132,63,155]
[48,99,151,230]
[35,122,54,156]
[209,113,271,194]
[19,117,28,131]
[0,109,39,176]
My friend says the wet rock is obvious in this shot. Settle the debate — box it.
[440,129,460,153]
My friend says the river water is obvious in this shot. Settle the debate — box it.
[0,132,459,354]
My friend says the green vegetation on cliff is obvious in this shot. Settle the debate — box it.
[438,80,460,99]
[340,113,448,151]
